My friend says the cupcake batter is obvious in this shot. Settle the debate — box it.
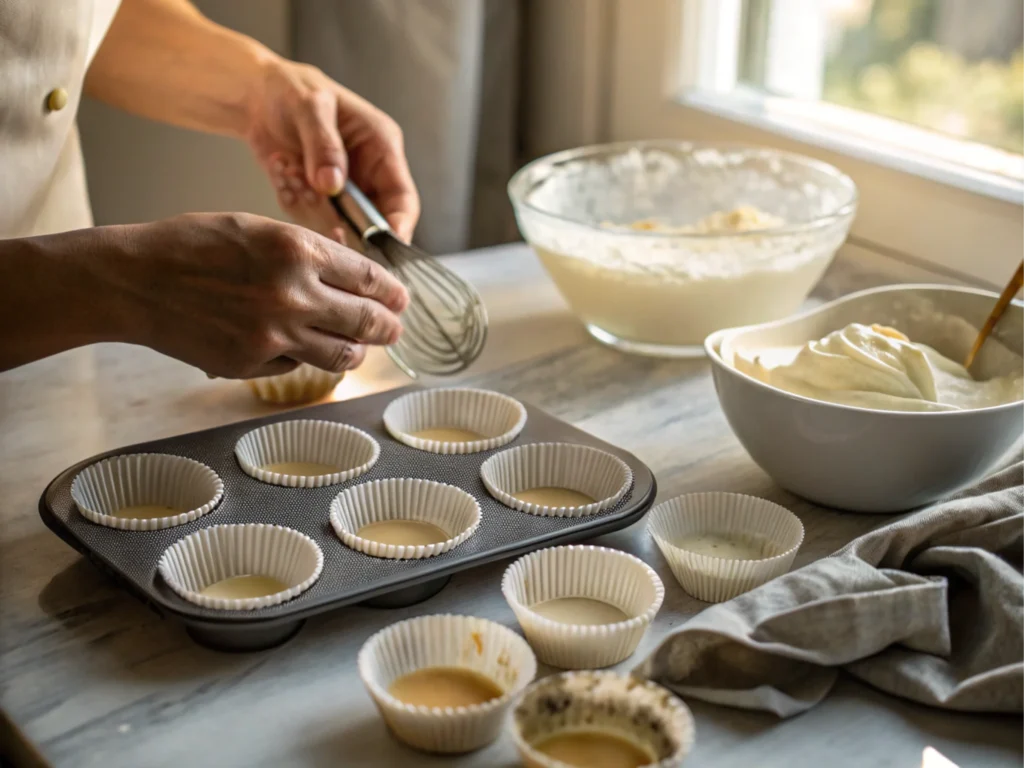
[675,532,775,560]
[357,520,451,546]
[199,574,287,600]
[409,427,484,442]
[533,730,655,768]
[388,666,503,708]
[514,488,595,507]
[734,323,1024,412]
[530,597,629,626]
[532,202,827,347]
[260,461,341,476]
[114,504,182,520]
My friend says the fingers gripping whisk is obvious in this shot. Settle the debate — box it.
[330,185,488,377]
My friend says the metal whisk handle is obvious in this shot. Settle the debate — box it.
[331,183,392,241]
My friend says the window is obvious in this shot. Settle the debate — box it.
[739,0,1023,177]
[603,0,1024,286]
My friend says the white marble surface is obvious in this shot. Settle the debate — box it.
[1,244,1021,768]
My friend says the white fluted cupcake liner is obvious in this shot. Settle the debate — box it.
[358,614,537,754]
[511,671,695,768]
[383,388,527,454]
[502,545,663,669]
[234,419,380,487]
[480,443,633,518]
[247,364,344,405]
[157,523,323,610]
[330,478,481,560]
[648,492,804,603]
[70,453,223,531]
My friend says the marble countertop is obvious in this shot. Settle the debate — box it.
[1,243,1020,768]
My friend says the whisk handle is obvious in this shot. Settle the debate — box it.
[329,182,392,242]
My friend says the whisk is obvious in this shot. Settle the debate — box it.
[329,183,488,378]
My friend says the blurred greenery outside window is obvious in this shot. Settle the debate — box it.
[740,0,1023,156]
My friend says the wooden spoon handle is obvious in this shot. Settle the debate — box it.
[964,261,1024,369]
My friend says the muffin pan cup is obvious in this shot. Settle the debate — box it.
[330,478,481,560]
[158,523,324,610]
[70,453,223,531]
[38,385,656,652]
[383,387,527,454]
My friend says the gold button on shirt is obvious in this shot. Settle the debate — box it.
[0,0,121,238]
[47,87,70,112]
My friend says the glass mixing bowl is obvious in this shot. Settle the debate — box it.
[507,141,858,357]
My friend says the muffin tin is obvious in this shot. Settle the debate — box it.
[38,386,656,651]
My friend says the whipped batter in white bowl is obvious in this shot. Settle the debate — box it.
[508,141,857,357]
[706,284,1024,512]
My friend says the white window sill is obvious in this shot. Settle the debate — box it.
[678,88,1024,206]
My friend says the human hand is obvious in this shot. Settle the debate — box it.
[244,58,420,242]
[116,213,409,378]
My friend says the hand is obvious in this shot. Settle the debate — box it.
[115,213,409,378]
[244,58,420,242]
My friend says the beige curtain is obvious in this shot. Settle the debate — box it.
[293,0,521,254]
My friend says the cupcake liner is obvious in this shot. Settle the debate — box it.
[511,671,695,768]
[247,365,344,405]
[648,492,804,603]
[330,478,481,560]
[480,443,633,518]
[502,545,663,669]
[358,614,537,754]
[382,388,527,454]
[157,523,323,611]
[234,419,380,487]
[70,453,223,531]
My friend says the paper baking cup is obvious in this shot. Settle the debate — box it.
[234,419,380,487]
[382,388,527,454]
[157,523,323,611]
[247,364,344,405]
[70,453,223,531]
[358,614,537,754]
[480,443,633,518]
[502,545,663,669]
[511,671,695,768]
[648,492,804,603]
[329,478,481,559]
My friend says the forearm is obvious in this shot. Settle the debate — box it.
[84,0,276,138]
[0,229,140,371]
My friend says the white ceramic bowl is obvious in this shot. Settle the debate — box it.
[509,141,857,357]
[706,284,1024,512]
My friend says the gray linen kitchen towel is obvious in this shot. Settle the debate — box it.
[635,458,1024,718]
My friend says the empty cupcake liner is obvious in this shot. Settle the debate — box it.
[358,614,537,754]
[648,492,804,603]
[234,419,380,487]
[247,364,344,405]
[329,478,481,560]
[382,388,527,454]
[511,671,695,768]
[70,453,224,531]
[480,443,633,518]
[502,545,664,669]
[157,523,324,611]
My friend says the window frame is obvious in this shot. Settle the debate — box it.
[605,0,1024,287]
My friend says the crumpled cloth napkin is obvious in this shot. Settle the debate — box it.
[635,458,1024,718]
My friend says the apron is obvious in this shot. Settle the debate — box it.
[0,0,121,238]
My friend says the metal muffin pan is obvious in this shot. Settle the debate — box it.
[39,386,657,651]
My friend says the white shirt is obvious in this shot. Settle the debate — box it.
[0,0,121,237]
